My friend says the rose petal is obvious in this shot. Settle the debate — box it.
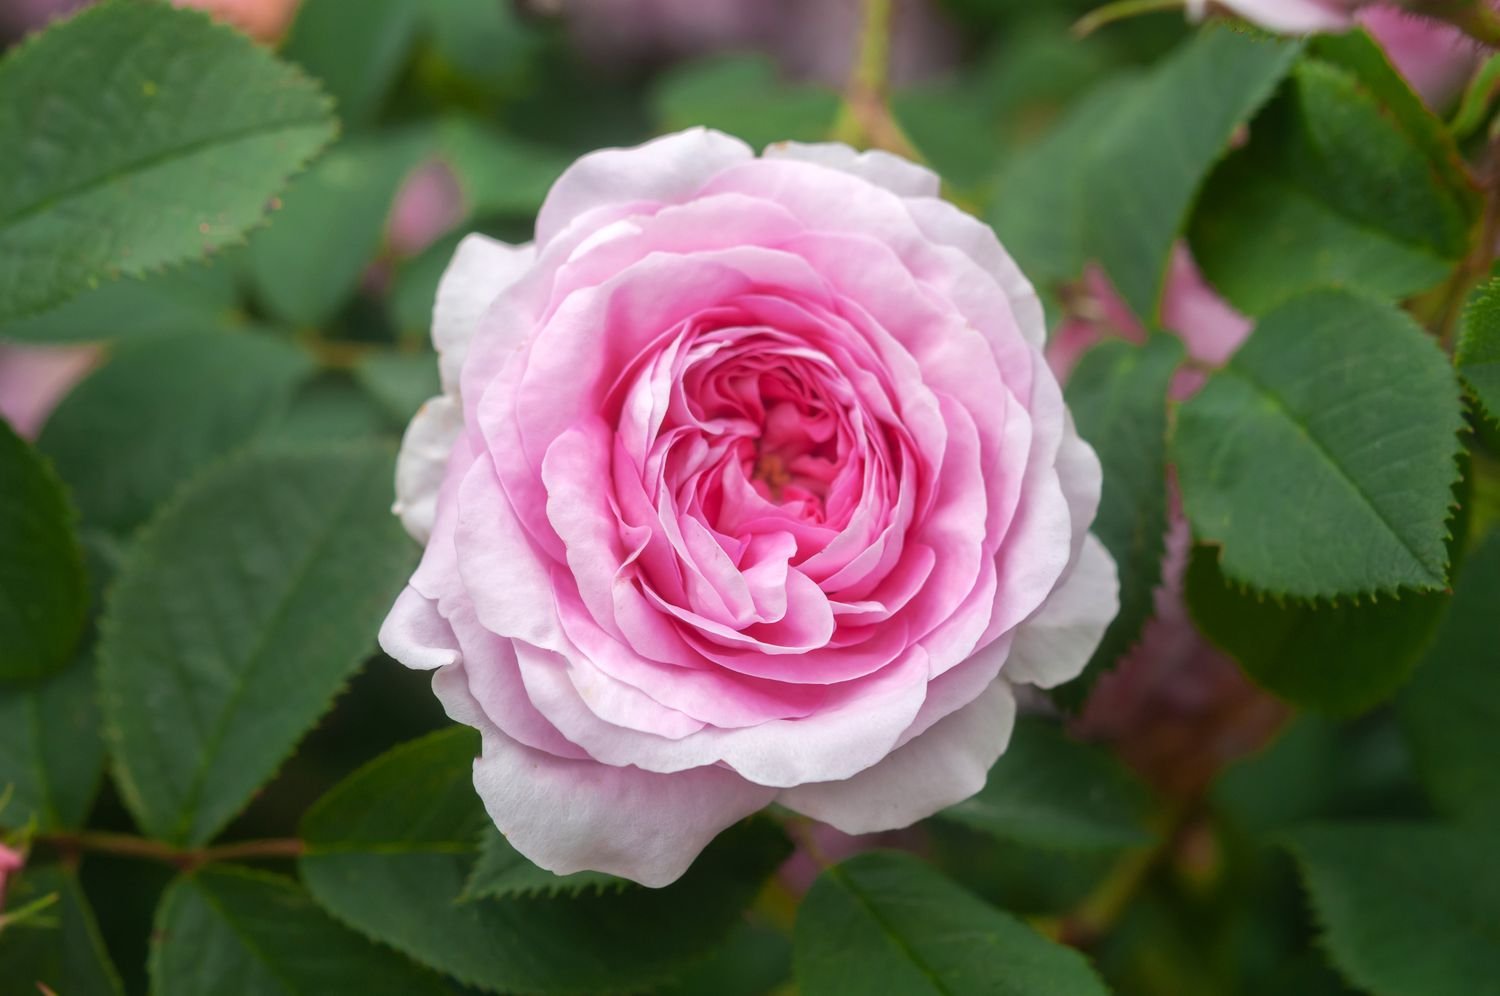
[393,394,463,543]
[433,234,534,396]
[1005,533,1119,689]
[535,127,753,247]
[764,140,942,198]
[777,678,1016,833]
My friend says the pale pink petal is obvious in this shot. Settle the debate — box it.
[535,128,753,247]
[763,141,942,198]
[1005,534,1119,689]
[393,395,462,543]
[777,679,1016,833]
[0,344,98,440]
[432,235,534,396]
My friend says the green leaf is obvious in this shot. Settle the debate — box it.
[462,827,626,901]
[1312,30,1477,203]
[422,0,547,95]
[149,865,446,995]
[38,331,313,536]
[98,443,414,845]
[938,717,1155,852]
[0,865,123,996]
[655,921,793,996]
[1173,289,1464,598]
[353,351,441,425]
[988,75,1142,309]
[260,373,399,444]
[0,260,242,343]
[247,131,432,326]
[436,117,569,221]
[0,419,86,681]
[1082,27,1299,319]
[1398,532,1500,827]
[1284,823,1500,996]
[652,55,840,151]
[1190,55,1476,315]
[281,0,421,129]
[1060,334,1183,701]
[1451,52,1500,140]
[0,0,336,322]
[794,851,1109,996]
[1458,277,1500,425]
[1184,546,1447,714]
[0,652,105,831]
[299,728,792,994]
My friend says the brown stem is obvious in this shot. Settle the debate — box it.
[40,830,303,871]
[1433,137,1500,349]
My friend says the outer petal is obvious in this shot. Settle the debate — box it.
[763,140,942,198]
[534,127,753,247]
[393,395,463,543]
[432,234,535,395]
[1210,0,1358,32]
[471,726,776,888]
[902,196,1047,350]
[1005,534,1119,689]
[776,679,1017,834]
[379,585,461,671]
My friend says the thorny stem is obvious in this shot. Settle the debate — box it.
[829,0,920,158]
[1073,0,1187,38]
[38,830,304,870]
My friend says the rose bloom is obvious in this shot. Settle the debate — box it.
[380,129,1119,886]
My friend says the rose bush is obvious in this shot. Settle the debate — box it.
[379,128,1119,885]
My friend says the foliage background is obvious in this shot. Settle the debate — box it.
[1,0,1498,994]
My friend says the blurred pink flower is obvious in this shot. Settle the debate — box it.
[0,0,86,38]
[1186,0,1363,32]
[1051,248,1284,795]
[0,843,23,913]
[556,0,959,86]
[1047,244,1251,397]
[3,0,297,43]
[1359,4,1486,109]
[173,0,300,43]
[0,344,98,440]
[387,160,467,259]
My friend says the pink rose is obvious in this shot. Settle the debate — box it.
[380,129,1119,886]
[0,343,98,440]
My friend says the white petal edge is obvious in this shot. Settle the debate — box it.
[763,140,942,198]
[776,679,1017,834]
[534,128,754,248]
[432,234,535,395]
[1202,0,1357,32]
[1004,533,1119,689]
[902,196,1048,349]
[393,394,463,543]
[470,725,776,888]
